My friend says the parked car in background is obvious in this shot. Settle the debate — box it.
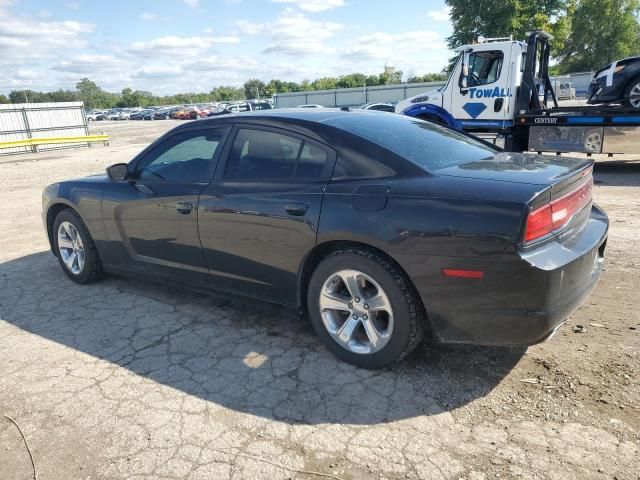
[296,104,324,108]
[249,100,274,111]
[42,109,607,368]
[359,103,395,112]
[206,102,262,117]
[142,110,156,121]
[86,110,105,121]
[175,107,200,120]
[105,110,118,121]
[588,56,640,109]
[552,80,576,100]
[153,107,178,120]
[131,109,154,120]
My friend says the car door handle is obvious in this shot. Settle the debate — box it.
[176,201,194,214]
[285,203,308,216]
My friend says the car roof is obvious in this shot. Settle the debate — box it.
[193,108,377,124]
[171,108,424,148]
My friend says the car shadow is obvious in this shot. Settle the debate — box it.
[0,252,525,425]
[594,162,640,187]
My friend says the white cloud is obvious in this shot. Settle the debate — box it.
[270,0,345,12]
[139,12,160,22]
[0,17,95,60]
[134,65,184,78]
[182,0,199,7]
[238,9,342,56]
[129,35,240,57]
[426,6,451,22]
[53,54,128,74]
[342,31,444,61]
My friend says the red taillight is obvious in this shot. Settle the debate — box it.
[524,174,593,242]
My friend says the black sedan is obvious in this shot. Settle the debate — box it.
[42,110,608,368]
[587,56,640,109]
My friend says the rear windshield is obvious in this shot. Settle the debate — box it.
[323,113,497,171]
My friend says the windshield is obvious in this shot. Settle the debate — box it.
[324,112,497,171]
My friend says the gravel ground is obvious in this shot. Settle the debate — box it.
[0,120,638,480]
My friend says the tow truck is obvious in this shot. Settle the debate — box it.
[400,31,640,157]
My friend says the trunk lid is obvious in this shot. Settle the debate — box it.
[435,152,592,194]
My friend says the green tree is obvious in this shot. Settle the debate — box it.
[407,73,448,83]
[75,78,117,109]
[243,79,266,99]
[555,0,640,73]
[0,94,8,103]
[445,0,571,54]
[211,86,244,101]
[310,77,338,90]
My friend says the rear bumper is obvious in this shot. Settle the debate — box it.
[411,204,608,346]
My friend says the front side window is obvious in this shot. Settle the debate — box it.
[467,50,503,86]
[224,129,330,180]
[137,130,226,182]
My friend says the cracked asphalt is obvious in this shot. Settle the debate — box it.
[1,121,638,480]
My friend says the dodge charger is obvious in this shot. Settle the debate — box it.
[42,110,608,368]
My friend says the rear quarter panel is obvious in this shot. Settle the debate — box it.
[317,175,542,336]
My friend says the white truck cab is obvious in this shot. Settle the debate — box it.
[398,36,527,130]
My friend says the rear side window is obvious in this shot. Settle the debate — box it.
[224,129,330,180]
[325,113,496,171]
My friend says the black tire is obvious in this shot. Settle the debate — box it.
[52,209,103,284]
[307,248,426,369]
[623,77,640,110]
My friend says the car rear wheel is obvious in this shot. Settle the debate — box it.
[307,249,426,368]
[624,78,640,109]
[53,209,103,284]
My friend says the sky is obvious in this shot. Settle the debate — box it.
[0,0,454,95]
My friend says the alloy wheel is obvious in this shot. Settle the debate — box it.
[57,221,85,275]
[584,131,602,152]
[319,269,394,355]
[630,82,640,109]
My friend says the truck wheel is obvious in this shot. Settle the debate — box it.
[624,78,640,109]
[307,249,426,369]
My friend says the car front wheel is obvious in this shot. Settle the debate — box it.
[307,249,426,368]
[53,209,103,284]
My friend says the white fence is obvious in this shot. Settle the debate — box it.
[0,102,89,155]
[274,72,595,108]
[274,82,446,108]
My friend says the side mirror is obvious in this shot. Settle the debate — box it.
[106,163,129,181]
[459,51,471,90]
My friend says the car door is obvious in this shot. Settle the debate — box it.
[198,126,336,305]
[101,127,230,282]
[450,45,513,128]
